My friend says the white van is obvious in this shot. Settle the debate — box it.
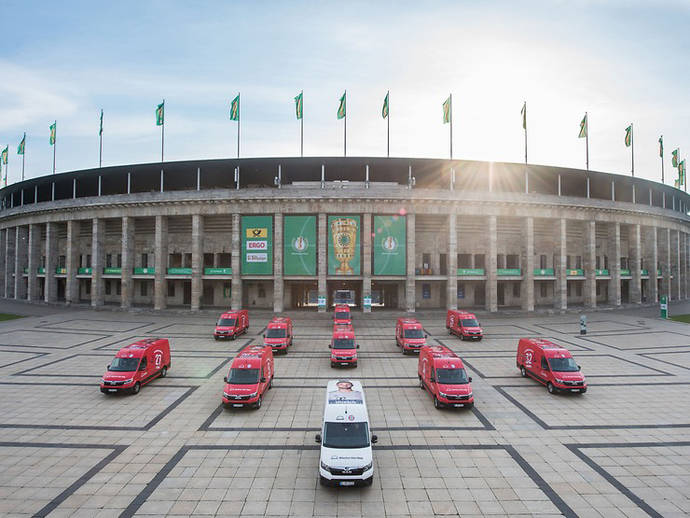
[315,379,377,486]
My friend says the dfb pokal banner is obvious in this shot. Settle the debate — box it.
[284,215,317,275]
[373,215,406,275]
[328,215,361,275]
[241,215,273,275]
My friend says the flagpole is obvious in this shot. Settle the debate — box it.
[52,121,56,174]
[99,111,103,168]
[300,91,304,158]
[344,90,347,158]
[161,99,165,163]
[237,92,240,159]
[585,112,589,171]
[449,94,453,160]
[661,136,664,184]
[21,133,25,181]
[523,101,527,165]
[387,90,390,158]
[630,123,634,177]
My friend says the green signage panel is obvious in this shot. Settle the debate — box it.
[134,267,155,275]
[167,267,192,275]
[457,268,485,276]
[373,215,406,275]
[566,268,584,276]
[534,268,555,276]
[328,215,361,275]
[497,268,521,276]
[241,215,273,275]
[595,269,609,276]
[204,267,232,275]
[103,267,122,275]
[620,269,631,276]
[78,267,92,275]
[284,215,317,276]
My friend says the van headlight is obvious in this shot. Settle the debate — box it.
[248,392,257,398]
[362,462,372,471]
[554,378,564,384]
[320,461,330,472]
[438,391,448,398]
[124,378,133,384]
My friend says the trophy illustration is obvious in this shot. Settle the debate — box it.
[331,217,358,274]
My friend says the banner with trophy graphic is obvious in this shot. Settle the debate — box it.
[284,215,317,275]
[373,215,406,275]
[328,215,361,275]
[241,215,273,275]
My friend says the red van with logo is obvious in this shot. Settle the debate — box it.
[333,304,352,325]
[329,327,359,367]
[214,309,249,340]
[418,344,474,409]
[516,338,587,394]
[100,338,171,395]
[395,317,427,354]
[263,316,293,354]
[222,344,274,409]
[446,310,483,341]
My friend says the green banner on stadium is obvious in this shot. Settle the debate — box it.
[241,215,273,275]
[328,215,360,275]
[373,215,406,275]
[284,215,317,275]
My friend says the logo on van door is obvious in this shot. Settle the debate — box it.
[524,350,533,367]
[154,350,163,368]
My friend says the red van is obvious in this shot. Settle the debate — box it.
[516,338,587,394]
[222,344,274,409]
[263,316,293,354]
[395,317,427,354]
[333,304,352,325]
[214,309,249,340]
[329,327,358,367]
[418,344,474,409]
[446,310,483,341]
[100,338,171,395]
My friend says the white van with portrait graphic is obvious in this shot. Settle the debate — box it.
[315,380,377,487]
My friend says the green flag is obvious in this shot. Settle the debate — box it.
[442,96,451,124]
[49,122,56,146]
[659,136,663,157]
[294,91,303,120]
[672,148,679,167]
[382,92,389,119]
[337,91,346,119]
[578,113,587,138]
[1,146,7,164]
[155,102,164,126]
[521,101,526,129]
[17,134,25,155]
[680,159,686,184]
[99,109,104,136]
[230,94,240,121]
[624,124,632,147]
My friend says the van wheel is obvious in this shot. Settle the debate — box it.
[460,335,465,341]
[319,476,329,486]
[254,396,262,409]
[231,333,236,340]
[520,366,527,378]
[268,378,273,390]
[466,402,474,410]
[547,382,555,394]
[364,476,373,486]
[160,366,167,378]
[419,377,425,390]
[131,382,141,395]
[433,396,442,409]
[214,336,219,341]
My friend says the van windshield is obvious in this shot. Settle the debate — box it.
[404,329,424,338]
[266,328,286,338]
[436,368,469,384]
[217,318,236,326]
[227,368,259,384]
[335,312,350,320]
[461,318,479,327]
[323,422,370,449]
[109,357,139,372]
[548,357,579,372]
[333,338,355,349]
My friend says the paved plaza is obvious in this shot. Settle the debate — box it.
[0,302,689,517]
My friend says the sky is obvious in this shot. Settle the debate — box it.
[0,0,689,186]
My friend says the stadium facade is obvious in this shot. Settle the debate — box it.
[0,156,688,313]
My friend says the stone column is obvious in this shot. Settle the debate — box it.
[27,224,41,301]
[231,213,242,310]
[646,226,659,303]
[273,213,284,313]
[191,214,204,311]
[44,222,57,303]
[91,218,104,307]
[630,223,642,304]
[14,226,28,300]
[406,213,416,312]
[121,216,134,309]
[0,229,6,297]
[447,213,457,310]
[661,227,671,300]
[318,213,327,312]
[486,215,497,312]
[154,215,168,310]
[684,232,688,299]
[584,220,597,308]
[4,228,15,298]
[675,230,682,301]
[521,217,534,311]
[554,218,567,310]
[362,213,372,313]
[608,222,621,306]
[65,220,79,305]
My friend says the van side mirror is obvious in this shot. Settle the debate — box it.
[357,344,360,349]
[469,377,473,383]
[371,434,378,444]
[139,364,147,371]
[328,344,332,348]
[223,377,228,383]
[263,334,266,338]
[578,365,581,371]
[315,434,321,443]
[106,364,110,371]
[260,377,266,383]
[425,334,428,339]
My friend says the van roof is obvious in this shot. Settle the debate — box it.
[424,345,466,368]
[332,329,355,339]
[220,311,240,318]
[398,317,420,325]
[334,305,350,310]
[117,338,167,357]
[323,379,369,422]
[268,316,290,325]
[521,338,564,350]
